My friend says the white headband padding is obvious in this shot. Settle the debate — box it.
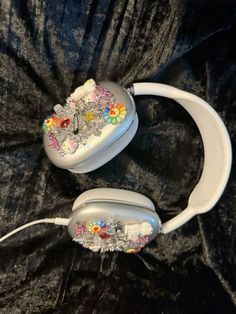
[133,83,232,233]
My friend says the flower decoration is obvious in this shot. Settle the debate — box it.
[42,115,58,132]
[43,80,129,156]
[83,111,95,123]
[86,220,108,235]
[73,218,153,253]
[60,118,71,128]
[103,103,127,125]
[91,225,101,233]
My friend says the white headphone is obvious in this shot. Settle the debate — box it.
[0,79,232,254]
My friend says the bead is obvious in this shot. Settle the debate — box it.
[60,118,70,128]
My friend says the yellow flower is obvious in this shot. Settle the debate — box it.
[83,111,95,122]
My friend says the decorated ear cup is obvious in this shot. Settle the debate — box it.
[68,190,161,253]
[43,79,137,173]
[68,114,138,173]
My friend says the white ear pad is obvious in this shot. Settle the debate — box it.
[68,191,160,253]
[72,188,155,211]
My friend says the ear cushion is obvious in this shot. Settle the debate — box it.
[69,114,138,173]
[72,188,155,212]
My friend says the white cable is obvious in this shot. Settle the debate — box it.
[0,217,70,243]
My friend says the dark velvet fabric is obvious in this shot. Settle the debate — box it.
[0,0,236,313]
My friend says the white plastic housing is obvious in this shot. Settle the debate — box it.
[133,83,232,234]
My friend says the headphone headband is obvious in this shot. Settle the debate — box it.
[132,83,232,233]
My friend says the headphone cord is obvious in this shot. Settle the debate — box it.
[0,218,70,243]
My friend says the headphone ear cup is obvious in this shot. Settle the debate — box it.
[72,188,155,212]
[69,114,138,173]
[43,80,137,173]
[68,192,161,253]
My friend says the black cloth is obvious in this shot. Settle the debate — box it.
[0,1,236,313]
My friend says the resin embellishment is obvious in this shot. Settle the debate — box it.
[43,115,59,132]
[73,218,153,253]
[103,103,127,124]
[43,79,127,156]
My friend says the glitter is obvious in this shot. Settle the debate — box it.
[103,103,127,124]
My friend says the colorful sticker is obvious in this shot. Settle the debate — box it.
[103,103,127,124]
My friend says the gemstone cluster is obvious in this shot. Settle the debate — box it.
[73,217,153,253]
[42,79,127,156]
